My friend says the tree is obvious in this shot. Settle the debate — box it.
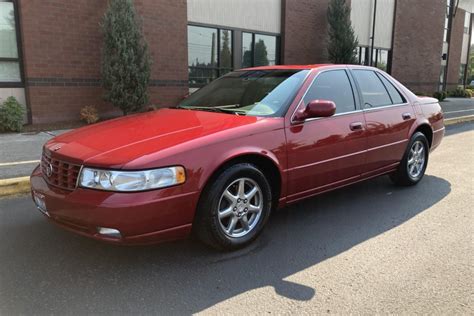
[220,30,232,70]
[327,0,358,64]
[254,39,269,66]
[101,0,151,115]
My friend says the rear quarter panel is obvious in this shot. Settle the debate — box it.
[414,97,445,151]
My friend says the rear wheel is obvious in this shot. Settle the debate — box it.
[390,132,429,186]
[194,163,272,250]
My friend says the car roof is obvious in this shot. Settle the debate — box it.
[240,64,332,71]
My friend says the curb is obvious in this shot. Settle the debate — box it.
[444,115,474,126]
[0,116,473,197]
[0,176,30,197]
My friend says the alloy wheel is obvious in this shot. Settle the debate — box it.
[217,177,263,238]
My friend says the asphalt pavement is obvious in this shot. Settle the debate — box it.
[440,97,474,119]
[0,122,472,314]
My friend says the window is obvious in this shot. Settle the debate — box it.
[304,70,356,114]
[459,64,466,84]
[356,46,369,66]
[377,73,405,104]
[353,70,392,108]
[179,70,309,117]
[241,32,279,68]
[188,25,233,88]
[0,0,21,84]
[356,47,391,73]
[464,13,471,35]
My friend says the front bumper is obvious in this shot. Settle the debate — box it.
[30,165,199,245]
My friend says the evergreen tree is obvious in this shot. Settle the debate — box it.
[101,0,151,115]
[327,0,358,64]
[254,40,269,66]
[220,30,232,70]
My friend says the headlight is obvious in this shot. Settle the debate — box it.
[79,166,186,192]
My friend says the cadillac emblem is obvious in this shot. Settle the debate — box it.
[46,163,53,177]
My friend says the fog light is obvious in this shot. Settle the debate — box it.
[97,227,122,239]
[33,192,49,217]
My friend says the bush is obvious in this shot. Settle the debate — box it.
[447,87,472,98]
[80,105,100,124]
[0,96,25,132]
[433,91,447,102]
[465,88,473,98]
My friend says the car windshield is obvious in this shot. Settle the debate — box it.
[177,69,310,117]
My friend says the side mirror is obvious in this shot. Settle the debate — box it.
[294,99,336,121]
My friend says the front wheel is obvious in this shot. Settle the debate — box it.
[194,163,272,250]
[390,132,429,186]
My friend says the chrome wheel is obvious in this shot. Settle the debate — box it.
[407,140,426,179]
[217,178,263,238]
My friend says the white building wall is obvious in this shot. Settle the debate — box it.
[351,0,395,49]
[187,0,281,34]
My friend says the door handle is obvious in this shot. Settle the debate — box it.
[402,112,413,120]
[349,122,364,131]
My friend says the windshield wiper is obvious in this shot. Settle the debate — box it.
[177,105,246,115]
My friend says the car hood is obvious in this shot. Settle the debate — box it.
[45,108,262,168]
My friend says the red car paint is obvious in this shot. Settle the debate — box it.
[30,65,444,245]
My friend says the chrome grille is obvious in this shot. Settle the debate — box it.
[41,151,81,190]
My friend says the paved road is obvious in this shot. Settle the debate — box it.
[440,97,474,119]
[0,122,472,314]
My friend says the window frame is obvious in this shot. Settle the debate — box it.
[350,69,398,109]
[0,0,24,88]
[348,68,409,112]
[302,69,357,115]
[290,68,362,124]
[187,24,234,88]
[241,31,280,68]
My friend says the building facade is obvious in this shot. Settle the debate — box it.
[0,0,472,124]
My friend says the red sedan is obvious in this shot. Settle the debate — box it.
[30,65,444,250]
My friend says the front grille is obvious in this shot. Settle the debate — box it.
[41,151,81,190]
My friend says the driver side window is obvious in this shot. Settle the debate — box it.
[303,70,356,114]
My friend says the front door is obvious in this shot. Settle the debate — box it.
[286,69,368,202]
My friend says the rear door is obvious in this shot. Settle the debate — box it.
[286,69,368,201]
[350,69,415,175]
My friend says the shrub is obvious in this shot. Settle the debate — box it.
[0,96,25,132]
[465,88,473,98]
[447,87,472,98]
[101,0,151,115]
[80,106,100,124]
[433,91,447,102]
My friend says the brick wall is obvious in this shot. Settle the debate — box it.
[446,9,466,89]
[391,0,445,94]
[282,0,331,65]
[19,0,188,124]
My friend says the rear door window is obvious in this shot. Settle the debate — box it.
[304,70,356,114]
[353,70,392,108]
[377,73,406,104]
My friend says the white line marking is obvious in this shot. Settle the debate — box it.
[444,109,474,114]
[0,160,40,167]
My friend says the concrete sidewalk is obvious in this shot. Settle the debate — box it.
[0,98,473,181]
[0,130,69,179]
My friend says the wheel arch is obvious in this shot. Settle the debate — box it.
[200,151,283,210]
[412,123,433,148]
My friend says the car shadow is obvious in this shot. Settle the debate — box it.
[1,175,450,314]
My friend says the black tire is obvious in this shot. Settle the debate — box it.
[193,163,272,250]
[390,132,429,186]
